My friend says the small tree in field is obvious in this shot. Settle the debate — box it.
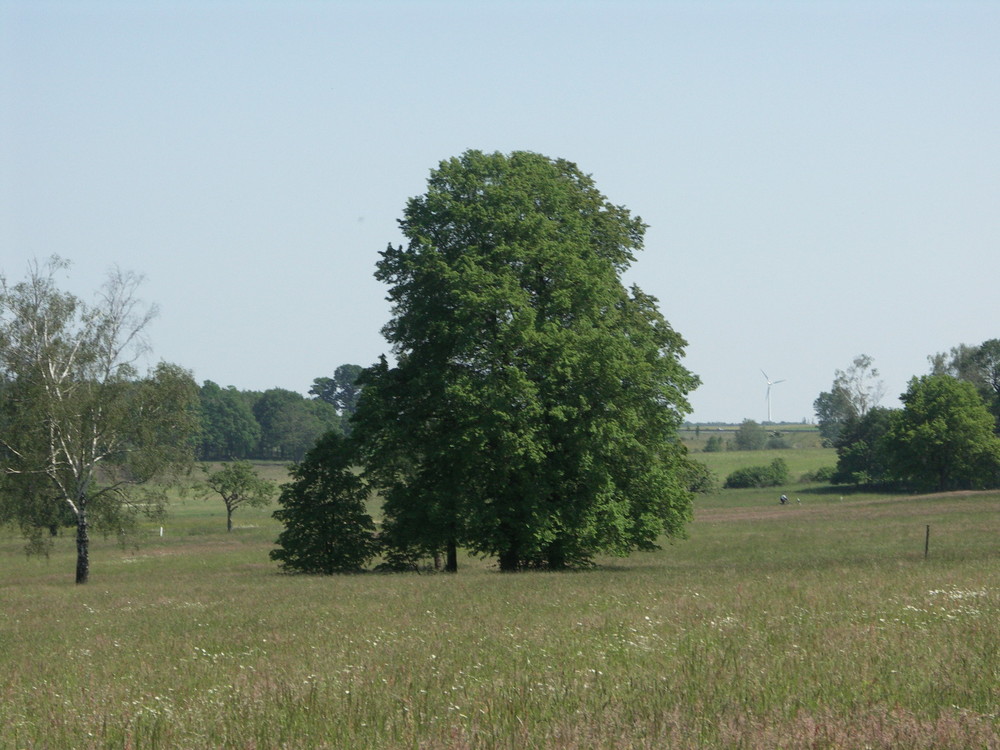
[270,432,379,574]
[703,435,725,452]
[199,461,277,531]
[733,419,767,450]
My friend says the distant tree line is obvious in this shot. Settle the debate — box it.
[816,346,1000,492]
[196,364,363,462]
[702,419,792,452]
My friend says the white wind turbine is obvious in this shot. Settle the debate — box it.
[761,370,785,423]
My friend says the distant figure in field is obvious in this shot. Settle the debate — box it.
[779,494,788,505]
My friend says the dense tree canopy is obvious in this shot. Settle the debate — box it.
[251,388,341,461]
[310,364,365,436]
[732,419,767,451]
[823,349,1000,490]
[270,432,379,574]
[0,258,199,583]
[197,381,261,460]
[310,364,365,415]
[195,380,348,461]
[929,339,1000,429]
[831,406,894,487]
[814,355,885,444]
[885,375,1000,491]
[975,340,1000,403]
[352,150,699,571]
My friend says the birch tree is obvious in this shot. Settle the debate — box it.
[814,354,885,443]
[0,257,198,583]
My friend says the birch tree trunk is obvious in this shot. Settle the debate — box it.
[75,509,89,585]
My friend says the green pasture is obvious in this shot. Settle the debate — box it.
[679,423,825,452]
[695,447,836,487]
[1,463,998,749]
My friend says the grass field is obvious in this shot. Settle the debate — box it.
[679,423,826,452]
[696,447,836,487]
[1,462,998,749]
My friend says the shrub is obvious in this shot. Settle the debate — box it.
[724,458,789,489]
[765,433,792,450]
[703,435,725,453]
[683,459,716,493]
[733,419,766,450]
[801,465,836,483]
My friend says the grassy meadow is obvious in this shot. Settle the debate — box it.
[1,455,998,749]
[679,423,826,452]
[696,446,835,488]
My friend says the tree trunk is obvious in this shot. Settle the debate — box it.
[75,510,89,585]
[445,538,458,573]
[546,538,567,570]
[227,508,234,532]
[499,544,520,572]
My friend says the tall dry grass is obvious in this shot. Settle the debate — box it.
[1,486,997,748]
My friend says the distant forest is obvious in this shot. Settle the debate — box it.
[197,364,361,462]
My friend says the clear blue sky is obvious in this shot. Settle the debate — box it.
[3,1,998,423]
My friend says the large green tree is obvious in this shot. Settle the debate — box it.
[974,339,1000,400]
[885,375,1000,491]
[929,339,1000,429]
[353,150,699,571]
[0,258,199,583]
[831,406,894,487]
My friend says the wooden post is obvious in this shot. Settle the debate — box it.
[924,525,930,559]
